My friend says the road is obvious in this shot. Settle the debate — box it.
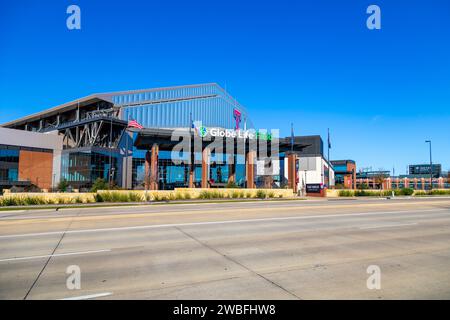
[1,198,450,300]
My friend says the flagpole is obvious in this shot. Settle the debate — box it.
[327,128,330,188]
[125,114,130,189]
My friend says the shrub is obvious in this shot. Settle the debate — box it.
[338,190,354,197]
[430,189,450,196]
[354,190,380,197]
[94,193,104,202]
[199,190,212,199]
[57,179,69,192]
[231,191,240,199]
[174,192,184,200]
[226,181,239,188]
[267,191,275,198]
[399,188,414,196]
[256,190,267,199]
[91,178,109,192]
[128,192,143,202]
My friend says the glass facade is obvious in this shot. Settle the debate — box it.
[131,151,247,189]
[0,145,19,182]
[61,150,120,189]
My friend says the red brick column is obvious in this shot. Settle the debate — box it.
[201,147,210,188]
[150,144,159,190]
[287,153,298,193]
[144,150,151,190]
[227,154,235,185]
[246,150,256,189]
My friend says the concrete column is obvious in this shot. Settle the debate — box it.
[438,177,444,189]
[404,178,409,189]
[144,150,151,190]
[150,144,159,190]
[287,153,297,193]
[201,147,210,188]
[386,178,392,190]
[414,178,418,190]
[246,150,256,189]
[421,178,425,190]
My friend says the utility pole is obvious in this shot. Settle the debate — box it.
[425,140,433,191]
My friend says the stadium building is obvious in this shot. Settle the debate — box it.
[1,83,333,192]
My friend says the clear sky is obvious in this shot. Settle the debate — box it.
[1,0,449,174]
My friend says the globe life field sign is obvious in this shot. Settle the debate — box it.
[198,127,273,141]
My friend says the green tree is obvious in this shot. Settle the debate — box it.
[91,178,109,192]
[57,179,69,192]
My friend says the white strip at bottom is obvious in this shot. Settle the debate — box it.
[60,292,113,300]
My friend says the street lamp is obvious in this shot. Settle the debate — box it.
[425,140,432,191]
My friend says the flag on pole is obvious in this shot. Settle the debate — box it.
[190,112,195,129]
[128,119,143,129]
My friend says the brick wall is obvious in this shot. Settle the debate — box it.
[18,150,53,189]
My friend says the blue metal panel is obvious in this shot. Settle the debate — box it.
[115,84,253,130]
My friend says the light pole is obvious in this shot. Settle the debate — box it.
[425,140,432,191]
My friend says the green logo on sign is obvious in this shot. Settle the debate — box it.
[198,126,207,137]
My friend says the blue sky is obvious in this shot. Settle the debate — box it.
[1,0,449,174]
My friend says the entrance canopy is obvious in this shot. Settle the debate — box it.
[133,127,310,155]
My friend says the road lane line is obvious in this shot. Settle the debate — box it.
[0,249,111,262]
[59,292,113,300]
[359,222,418,230]
[0,208,446,239]
[3,200,449,225]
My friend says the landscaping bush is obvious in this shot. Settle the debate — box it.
[183,192,191,200]
[338,190,354,197]
[199,190,226,199]
[399,188,414,196]
[354,190,380,197]
[413,190,450,197]
[95,191,143,203]
[91,178,109,192]
[57,179,69,192]
[256,190,267,199]
[430,189,450,196]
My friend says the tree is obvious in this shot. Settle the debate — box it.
[57,179,69,192]
[374,169,388,193]
[91,178,109,192]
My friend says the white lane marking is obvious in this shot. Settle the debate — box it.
[0,249,111,262]
[359,222,418,230]
[59,292,113,300]
[0,208,446,239]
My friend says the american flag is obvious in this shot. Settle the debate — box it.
[128,119,143,129]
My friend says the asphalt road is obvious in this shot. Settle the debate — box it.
[1,198,450,300]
